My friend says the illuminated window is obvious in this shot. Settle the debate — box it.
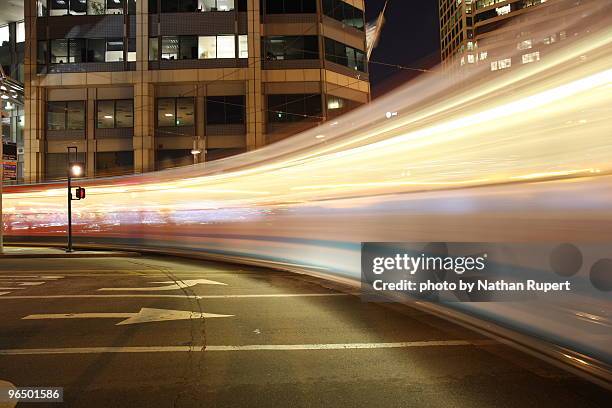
[495,4,510,15]
[161,36,179,60]
[198,36,216,59]
[217,35,235,58]
[0,25,9,46]
[467,54,475,63]
[238,35,248,58]
[543,35,556,45]
[490,58,511,71]
[16,22,25,43]
[198,35,235,59]
[522,51,540,64]
[517,39,532,50]
[479,51,488,60]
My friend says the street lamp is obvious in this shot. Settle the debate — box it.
[66,147,86,253]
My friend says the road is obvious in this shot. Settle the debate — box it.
[0,254,608,407]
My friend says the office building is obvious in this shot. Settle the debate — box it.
[438,0,603,75]
[16,0,369,182]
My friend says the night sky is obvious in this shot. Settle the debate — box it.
[365,0,441,97]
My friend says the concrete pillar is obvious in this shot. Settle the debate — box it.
[23,0,43,183]
[133,0,155,173]
[246,0,264,150]
[86,89,96,177]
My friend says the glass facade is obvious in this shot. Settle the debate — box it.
[157,98,195,127]
[263,0,316,14]
[155,35,241,60]
[324,38,366,72]
[96,99,134,128]
[267,94,322,123]
[322,0,364,30]
[46,101,86,130]
[45,38,129,64]
[262,36,319,60]
[206,95,245,125]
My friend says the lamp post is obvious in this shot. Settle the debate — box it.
[66,146,85,253]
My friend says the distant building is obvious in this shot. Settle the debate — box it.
[438,0,604,76]
[12,0,369,183]
[0,13,24,182]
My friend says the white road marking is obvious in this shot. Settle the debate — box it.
[0,379,17,408]
[0,341,486,355]
[0,276,63,279]
[0,292,10,296]
[15,282,46,286]
[98,278,226,291]
[0,293,351,300]
[0,288,26,290]
[23,308,233,326]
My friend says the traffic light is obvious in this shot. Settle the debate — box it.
[75,187,86,199]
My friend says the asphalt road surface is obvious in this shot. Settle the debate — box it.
[0,255,609,407]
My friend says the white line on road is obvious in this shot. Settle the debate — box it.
[0,340,488,355]
[0,292,10,296]
[0,293,352,300]
[0,288,26,290]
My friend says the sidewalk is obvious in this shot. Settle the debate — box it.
[0,246,140,258]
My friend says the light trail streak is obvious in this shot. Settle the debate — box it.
[2,0,611,369]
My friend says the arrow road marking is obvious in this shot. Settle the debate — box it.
[98,278,226,291]
[22,308,233,326]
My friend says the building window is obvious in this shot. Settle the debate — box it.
[238,35,248,58]
[160,0,235,12]
[45,0,125,16]
[96,151,134,176]
[324,38,366,72]
[198,35,235,59]
[149,37,159,60]
[37,41,48,65]
[262,36,319,60]
[46,152,86,180]
[490,57,511,71]
[264,0,316,14]
[16,22,25,43]
[96,99,133,128]
[49,38,127,63]
[105,38,125,61]
[522,51,540,64]
[161,36,179,59]
[47,101,86,131]
[267,94,322,123]
[128,38,136,61]
[206,95,245,125]
[157,98,194,127]
[517,39,532,50]
[322,0,364,31]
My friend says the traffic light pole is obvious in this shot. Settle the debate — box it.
[67,146,76,253]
